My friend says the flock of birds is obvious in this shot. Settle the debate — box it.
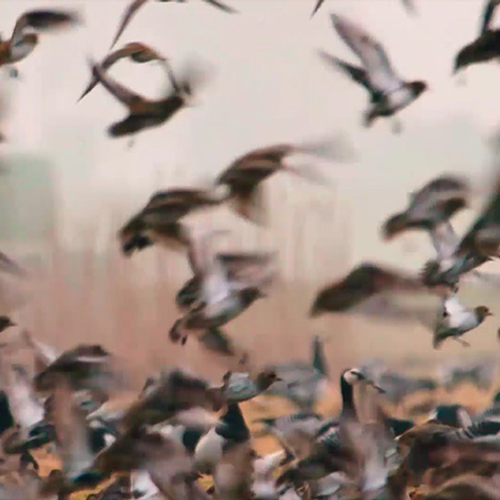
[4,1,500,500]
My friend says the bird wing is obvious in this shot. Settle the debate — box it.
[453,176,500,262]
[480,0,500,34]
[89,59,145,108]
[11,9,79,47]
[109,0,150,50]
[0,252,26,278]
[331,14,402,93]
[310,263,426,315]
[311,0,326,17]
[78,44,148,102]
[317,50,373,94]
[202,0,238,13]
[429,221,460,261]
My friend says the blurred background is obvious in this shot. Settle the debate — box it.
[1,0,500,385]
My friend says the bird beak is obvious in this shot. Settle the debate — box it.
[366,379,386,394]
[275,377,283,382]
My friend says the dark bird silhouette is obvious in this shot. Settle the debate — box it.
[88,58,208,139]
[310,262,441,317]
[78,42,167,102]
[0,9,80,78]
[319,14,427,133]
[383,175,469,240]
[454,0,500,74]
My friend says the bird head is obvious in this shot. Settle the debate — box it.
[408,80,428,97]
[475,305,493,321]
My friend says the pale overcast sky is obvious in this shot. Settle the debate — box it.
[1,0,500,281]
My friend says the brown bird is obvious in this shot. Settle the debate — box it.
[215,141,345,224]
[89,58,208,139]
[121,369,224,431]
[0,9,80,78]
[383,175,469,240]
[78,42,167,102]
[119,187,228,256]
[310,262,446,317]
[109,0,237,51]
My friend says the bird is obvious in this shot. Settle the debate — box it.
[0,9,80,79]
[319,14,428,133]
[382,175,469,240]
[169,229,267,354]
[220,369,282,404]
[118,187,228,257]
[121,368,224,431]
[429,404,473,429]
[438,359,497,393]
[263,335,329,410]
[422,175,500,288]
[454,0,500,74]
[213,139,347,225]
[78,42,167,102]
[88,57,209,139]
[109,0,237,51]
[310,262,446,318]
[432,294,492,349]
[177,251,278,311]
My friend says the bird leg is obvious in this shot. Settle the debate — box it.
[454,337,470,348]
[127,137,136,149]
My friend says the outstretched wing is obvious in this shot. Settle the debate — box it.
[331,14,402,93]
[89,59,145,107]
[317,50,373,94]
[109,0,150,50]
[11,9,79,47]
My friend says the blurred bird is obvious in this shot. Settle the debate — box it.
[220,369,282,404]
[0,9,80,79]
[119,187,228,256]
[422,175,500,288]
[121,368,224,431]
[88,58,209,139]
[454,0,500,74]
[320,14,427,133]
[169,230,267,355]
[432,294,492,349]
[264,335,329,411]
[310,262,446,318]
[214,139,349,225]
[177,251,278,311]
[78,42,167,102]
[109,0,237,51]
[383,175,469,240]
